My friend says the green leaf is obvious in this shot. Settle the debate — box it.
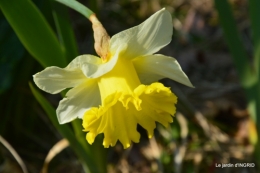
[214,0,257,88]
[29,83,100,173]
[248,0,260,133]
[249,0,260,81]
[215,0,260,163]
[51,1,78,62]
[0,12,25,94]
[55,0,94,19]
[214,0,259,131]
[0,0,66,67]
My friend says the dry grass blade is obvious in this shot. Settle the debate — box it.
[174,113,188,173]
[41,139,69,173]
[149,137,163,173]
[171,83,228,144]
[0,135,28,173]
[194,112,211,138]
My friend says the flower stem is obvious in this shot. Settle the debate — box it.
[55,0,94,19]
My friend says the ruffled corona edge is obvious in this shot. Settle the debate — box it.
[82,82,177,149]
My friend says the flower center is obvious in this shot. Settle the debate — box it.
[98,57,141,103]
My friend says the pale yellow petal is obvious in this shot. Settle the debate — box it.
[66,54,101,70]
[133,54,194,87]
[33,54,101,94]
[57,79,100,124]
[110,8,172,59]
[33,66,86,94]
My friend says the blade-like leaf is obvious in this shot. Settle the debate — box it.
[0,12,25,94]
[55,0,94,19]
[215,0,260,163]
[248,0,260,132]
[51,1,78,62]
[249,0,260,79]
[214,0,257,87]
[0,0,66,67]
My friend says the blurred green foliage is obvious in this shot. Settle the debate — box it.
[0,12,25,94]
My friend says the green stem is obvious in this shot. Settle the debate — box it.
[72,120,108,173]
[30,83,99,173]
[55,0,94,19]
[50,0,79,63]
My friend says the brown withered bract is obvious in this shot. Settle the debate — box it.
[90,14,110,61]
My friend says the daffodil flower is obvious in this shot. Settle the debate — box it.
[33,8,193,149]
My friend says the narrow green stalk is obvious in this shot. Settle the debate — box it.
[50,0,79,63]
[29,83,99,173]
[72,120,108,173]
[55,0,94,19]
[71,120,89,152]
